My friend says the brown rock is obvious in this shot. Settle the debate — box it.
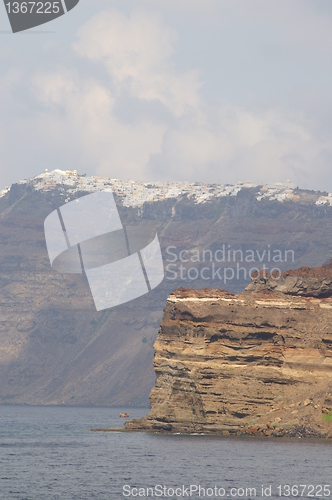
[246,260,332,298]
[126,286,332,437]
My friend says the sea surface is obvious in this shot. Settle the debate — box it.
[0,405,331,500]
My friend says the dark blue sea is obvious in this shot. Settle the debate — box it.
[0,405,331,500]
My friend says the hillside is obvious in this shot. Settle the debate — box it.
[1,170,332,406]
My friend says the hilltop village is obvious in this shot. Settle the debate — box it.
[0,169,330,207]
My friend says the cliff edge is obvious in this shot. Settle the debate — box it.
[126,268,332,437]
[247,259,332,298]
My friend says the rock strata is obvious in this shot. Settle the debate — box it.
[3,173,332,406]
[126,286,332,437]
[247,260,332,298]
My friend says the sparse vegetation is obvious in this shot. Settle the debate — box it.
[322,411,332,422]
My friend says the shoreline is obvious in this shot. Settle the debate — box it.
[89,427,332,440]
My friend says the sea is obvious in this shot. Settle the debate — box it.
[0,405,331,500]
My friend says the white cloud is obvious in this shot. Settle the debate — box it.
[1,3,332,191]
[33,71,80,107]
[73,9,201,118]
[29,68,166,178]
[72,6,332,188]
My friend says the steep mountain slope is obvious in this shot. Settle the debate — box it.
[1,172,332,406]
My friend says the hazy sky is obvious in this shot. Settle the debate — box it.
[1,0,332,191]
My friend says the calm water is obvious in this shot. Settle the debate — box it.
[0,405,331,500]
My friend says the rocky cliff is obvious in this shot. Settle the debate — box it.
[126,280,332,437]
[247,260,332,298]
[2,172,332,407]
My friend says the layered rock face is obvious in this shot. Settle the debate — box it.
[3,174,332,407]
[247,260,332,298]
[126,287,332,437]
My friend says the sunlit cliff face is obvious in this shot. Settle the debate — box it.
[126,286,332,438]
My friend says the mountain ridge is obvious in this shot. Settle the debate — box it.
[1,171,332,406]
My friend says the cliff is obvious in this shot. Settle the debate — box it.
[247,260,332,298]
[2,171,332,407]
[126,283,332,437]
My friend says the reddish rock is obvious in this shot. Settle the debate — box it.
[126,280,332,437]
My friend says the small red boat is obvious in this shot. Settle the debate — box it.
[119,412,129,418]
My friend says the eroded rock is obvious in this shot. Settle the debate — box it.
[126,287,332,437]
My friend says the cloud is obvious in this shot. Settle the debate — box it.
[1,3,332,192]
[73,8,201,118]
[146,102,330,187]
[30,68,166,177]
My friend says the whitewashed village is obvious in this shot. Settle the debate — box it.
[0,168,330,207]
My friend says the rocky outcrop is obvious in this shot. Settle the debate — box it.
[246,260,332,298]
[126,287,332,437]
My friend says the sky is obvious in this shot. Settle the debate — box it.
[1,0,332,191]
